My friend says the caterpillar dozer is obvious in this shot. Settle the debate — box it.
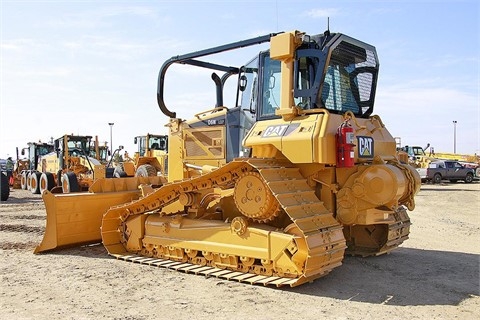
[35,29,421,287]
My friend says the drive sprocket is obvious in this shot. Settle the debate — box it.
[233,171,280,223]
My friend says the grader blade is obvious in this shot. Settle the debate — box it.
[35,176,165,253]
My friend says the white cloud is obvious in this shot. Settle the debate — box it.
[102,6,158,18]
[0,43,21,50]
[45,5,160,29]
[60,36,150,61]
[0,38,46,51]
[12,67,73,78]
[304,8,339,19]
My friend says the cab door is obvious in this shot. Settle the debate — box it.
[445,162,455,179]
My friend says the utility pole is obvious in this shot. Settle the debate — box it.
[108,122,114,160]
[453,120,457,154]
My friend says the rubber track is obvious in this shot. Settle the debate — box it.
[101,158,346,287]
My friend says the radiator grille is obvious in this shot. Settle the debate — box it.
[184,128,224,159]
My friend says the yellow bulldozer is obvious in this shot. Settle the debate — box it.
[35,29,420,287]
[114,134,168,177]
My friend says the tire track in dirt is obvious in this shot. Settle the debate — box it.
[0,224,44,234]
[0,215,45,250]
[0,214,45,220]
[0,204,45,212]
[1,241,39,250]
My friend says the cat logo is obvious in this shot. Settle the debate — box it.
[357,136,374,158]
[262,125,289,138]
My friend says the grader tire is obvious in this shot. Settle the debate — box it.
[56,170,63,187]
[1,172,9,201]
[20,171,29,190]
[62,172,80,193]
[26,171,32,191]
[39,172,56,194]
[114,164,128,178]
[30,172,42,194]
[135,164,157,177]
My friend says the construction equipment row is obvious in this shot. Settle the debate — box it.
[13,134,168,194]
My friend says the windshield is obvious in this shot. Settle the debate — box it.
[321,40,378,116]
[37,145,52,156]
[149,136,167,150]
[410,146,426,156]
[260,54,281,118]
[67,138,91,156]
[90,147,108,161]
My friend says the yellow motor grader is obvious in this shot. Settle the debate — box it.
[17,142,55,190]
[114,134,168,177]
[29,134,120,194]
[35,30,420,287]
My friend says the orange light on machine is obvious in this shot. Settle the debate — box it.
[336,121,355,168]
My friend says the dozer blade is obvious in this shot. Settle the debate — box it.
[35,176,165,254]
[34,191,138,253]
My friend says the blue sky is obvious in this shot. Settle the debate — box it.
[0,0,478,159]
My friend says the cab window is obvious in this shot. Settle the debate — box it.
[258,53,281,119]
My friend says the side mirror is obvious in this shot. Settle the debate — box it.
[239,74,247,92]
[269,74,276,89]
[134,137,138,144]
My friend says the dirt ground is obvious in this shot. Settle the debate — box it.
[1,182,479,320]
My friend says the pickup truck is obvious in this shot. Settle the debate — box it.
[426,160,475,184]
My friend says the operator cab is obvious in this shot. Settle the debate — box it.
[156,31,379,160]
[53,135,92,158]
[134,135,168,155]
[238,32,379,121]
[148,135,168,151]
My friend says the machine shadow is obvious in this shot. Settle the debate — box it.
[41,242,112,260]
[38,241,479,307]
[288,247,479,306]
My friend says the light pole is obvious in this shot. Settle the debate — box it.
[108,122,114,159]
[453,120,457,154]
